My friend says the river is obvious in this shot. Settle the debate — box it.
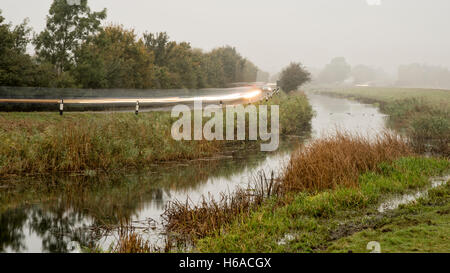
[0,93,388,253]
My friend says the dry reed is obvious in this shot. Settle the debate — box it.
[282,131,412,192]
[162,171,279,240]
[131,132,414,247]
[111,222,153,253]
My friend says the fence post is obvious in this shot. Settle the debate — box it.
[135,100,139,115]
[59,99,64,116]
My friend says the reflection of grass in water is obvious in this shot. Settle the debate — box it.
[0,137,303,252]
[0,137,302,228]
[0,92,313,252]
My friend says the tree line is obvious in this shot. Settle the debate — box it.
[0,0,263,89]
[310,57,450,89]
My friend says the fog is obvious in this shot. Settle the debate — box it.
[2,0,450,75]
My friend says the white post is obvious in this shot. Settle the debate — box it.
[59,99,64,116]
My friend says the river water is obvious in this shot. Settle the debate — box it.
[0,94,388,253]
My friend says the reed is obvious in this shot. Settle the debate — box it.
[282,131,412,192]
[162,171,279,241]
[0,93,313,177]
[110,221,156,253]
[162,132,413,243]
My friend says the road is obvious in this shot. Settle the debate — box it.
[0,86,266,112]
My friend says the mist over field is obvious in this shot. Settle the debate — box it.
[2,0,450,80]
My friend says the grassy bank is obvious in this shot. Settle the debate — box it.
[327,181,450,253]
[306,86,449,155]
[196,156,449,253]
[160,133,416,247]
[0,92,313,177]
[109,133,449,253]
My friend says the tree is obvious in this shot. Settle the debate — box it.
[204,51,226,87]
[0,10,50,86]
[144,32,200,89]
[256,69,270,83]
[191,48,208,89]
[241,59,259,83]
[2,1,267,90]
[279,62,311,92]
[318,57,351,84]
[33,0,106,75]
[352,65,377,84]
[397,63,450,89]
[73,25,155,89]
[143,32,175,67]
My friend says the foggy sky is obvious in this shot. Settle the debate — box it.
[1,0,450,75]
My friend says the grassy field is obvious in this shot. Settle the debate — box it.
[0,92,313,178]
[306,86,450,105]
[306,86,449,156]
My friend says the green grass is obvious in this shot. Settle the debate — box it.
[195,157,449,253]
[327,183,450,253]
[306,86,450,105]
[307,86,449,155]
[0,92,313,177]
[262,91,314,136]
[0,111,218,176]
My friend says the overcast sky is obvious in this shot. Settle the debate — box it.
[1,0,450,74]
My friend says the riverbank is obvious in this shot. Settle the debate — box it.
[0,92,313,178]
[108,132,449,253]
[195,156,449,253]
[104,90,450,253]
[107,130,449,253]
[306,86,449,156]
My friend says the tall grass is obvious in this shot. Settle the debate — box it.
[383,98,449,155]
[110,222,154,253]
[161,132,413,244]
[262,91,314,136]
[282,132,412,192]
[0,113,218,176]
[0,93,314,177]
[162,171,279,241]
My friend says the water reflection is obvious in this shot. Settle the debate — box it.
[0,139,300,252]
[0,205,97,252]
[307,93,387,137]
[0,94,387,252]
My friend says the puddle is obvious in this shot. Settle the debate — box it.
[378,175,450,213]
[277,233,296,246]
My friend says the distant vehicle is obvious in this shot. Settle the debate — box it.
[262,85,272,92]
[355,81,379,87]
